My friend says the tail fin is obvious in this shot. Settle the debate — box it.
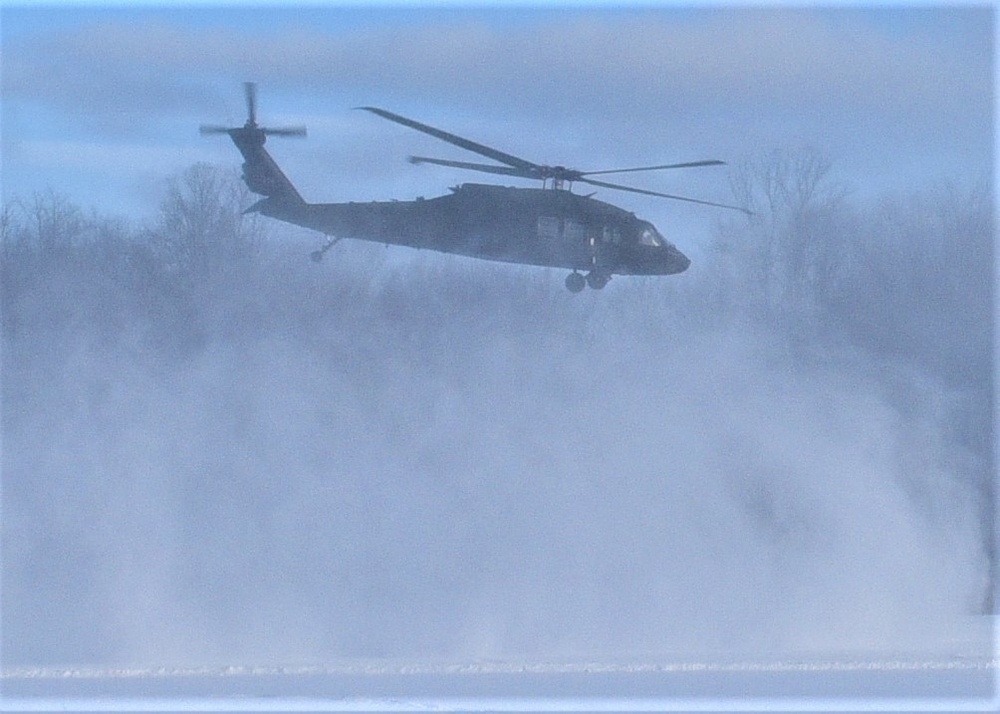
[200,82,307,207]
[229,128,305,206]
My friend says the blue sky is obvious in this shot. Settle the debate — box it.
[1,3,993,248]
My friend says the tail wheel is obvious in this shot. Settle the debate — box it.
[311,235,342,262]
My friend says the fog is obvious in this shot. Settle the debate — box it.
[1,165,992,668]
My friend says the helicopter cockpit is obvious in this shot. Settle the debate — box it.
[638,221,666,247]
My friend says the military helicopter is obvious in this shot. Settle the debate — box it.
[201,83,749,292]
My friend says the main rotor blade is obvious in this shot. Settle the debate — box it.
[263,126,307,137]
[580,177,752,215]
[244,82,257,125]
[581,160,726,176]
[200,125,233,135]
[408,156,536,179]
[358,107,540,174]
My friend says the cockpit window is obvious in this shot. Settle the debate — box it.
[639,223,664,247]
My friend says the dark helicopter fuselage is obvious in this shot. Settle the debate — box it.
[254,183,690,276]
[202,86,745,290]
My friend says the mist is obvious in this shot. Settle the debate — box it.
[1,164,992,668]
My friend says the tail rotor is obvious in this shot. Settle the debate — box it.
[200,82,307,140]
[245,81,257,127]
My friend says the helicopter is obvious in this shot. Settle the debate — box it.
[201,83,750,292]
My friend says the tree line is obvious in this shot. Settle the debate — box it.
[2,154,994,611]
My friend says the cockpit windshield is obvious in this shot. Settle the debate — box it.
[638,222,665,247]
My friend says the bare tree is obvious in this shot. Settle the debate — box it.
[146,163,265,288]
[1,200,22,267]
[838,180,992,376]
[28,189,85,261]
[717,148,848,332]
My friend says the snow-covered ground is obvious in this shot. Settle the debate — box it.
[2,664,996,712]
[4,619,996,714]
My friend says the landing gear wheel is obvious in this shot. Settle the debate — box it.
[586,270,610,290]
[565,272,586,293]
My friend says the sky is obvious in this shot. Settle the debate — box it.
[0,2,993,252]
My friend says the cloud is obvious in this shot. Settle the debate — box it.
[2,6,989,224]
[4,8,989,136]
[15,138,208,175]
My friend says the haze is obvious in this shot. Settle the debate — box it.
[0,3,993,672]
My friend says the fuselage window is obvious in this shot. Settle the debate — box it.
[603,225,621,244]
[563,220,587,243]
[537,216,588,243]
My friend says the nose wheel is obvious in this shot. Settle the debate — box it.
[586,270,610,290]
[565,270,610,292]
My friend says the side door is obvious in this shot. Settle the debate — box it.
[536,214,590,268]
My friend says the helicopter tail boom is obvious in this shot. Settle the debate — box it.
[201,83,306,207]
[229,128,305,207]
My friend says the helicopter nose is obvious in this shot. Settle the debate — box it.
[676,248,691,272]
[664,245,690,274]
[624,244,690,275]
